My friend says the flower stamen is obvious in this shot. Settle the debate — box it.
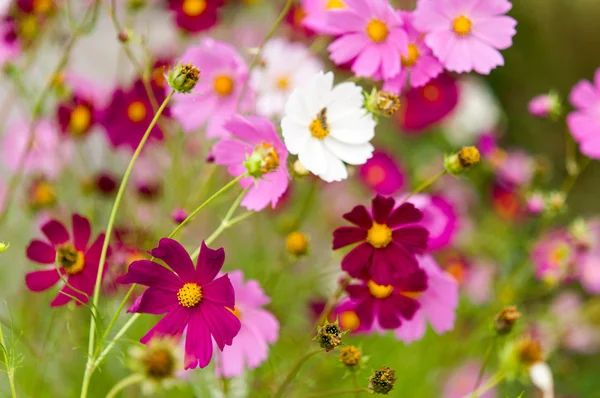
[213,75,235,97]
[366,19,388,43]
[57,244,85,275]
[127,101,147,123]
[366,222,392,248]
[309,108,330,139]
[453,15,472,36]
[177,283,203,307]
[69,105,92,135]
[368,280,394,299]
[182,0,207,17]
[401,44,420,67]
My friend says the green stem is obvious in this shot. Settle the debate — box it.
[473,337,496,391]
[404,170,446,202]
[467,371,504,398]
[0,326,17,398]
[80,90,174,398]
[236,0,294,111]
[306,388,372,397]
[105,374,143,398]
[352,371,360,398]
[273,349,323,398]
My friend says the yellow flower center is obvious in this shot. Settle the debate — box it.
[182,0,207,17]
[339,310,360,331]
[366,222,392,249]
[453,15,472,36]
[32,181,56,208]
[69,105,92,136]
[309,108,329,139]
[368,280,394,299]
[401,44,420,67]
[127,101,147,123]
[402,291,422,299]
[152,67,166,89]
[33,0,53,14]
[286,232,309,256]
[276,76,290,91]
[326,0,345,9]
[255,142,280,174]
[549,245,570,266]
[366,19,388,43]
[213,75,235,97]
[56,244,85,275]
[366,165,386,186]
[177,283,203,307]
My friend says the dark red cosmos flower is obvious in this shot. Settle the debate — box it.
[118,238,241,369]
[168,0,225,34]
[100,80,169,151]
[24,214,109,307]
[57,94,96,138]
[333,195,429,284]
[345,269,427,330]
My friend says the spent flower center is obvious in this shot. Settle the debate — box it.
[213,75,235,97]
[368,280,394,299]
[177,283,203,308]
[182,0,207,17]
[57,244,85,275]
[366,19,389,43]
[453,15,472,36]
[366,222,392,248]
[309,108,330,139]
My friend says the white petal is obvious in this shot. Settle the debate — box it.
[328,114,376,145]
[284,88,312,122]
[529,362,554,398]
[281,117,310,155]
[323,138,373,165]
[326,82,363,109]
[318,145,348,182]
[298,138,328,175]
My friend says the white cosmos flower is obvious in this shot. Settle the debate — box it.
[251,38,322,117]
[281,71,375,182]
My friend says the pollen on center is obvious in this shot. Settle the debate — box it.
[453,15,472,36]
[255,142,280,174]
[368,280,394,299]
[326,0,345,10]
[366,222,392,249]
[401,44,420,67]
[57,244,85,275]
[177,283,203,308]
[127,100,147,123]
[366,19,389,43]
[213,75,235,97]
[182,0,207,17]
[69,105,92,135]
[309,108,330,139]
[276,76,290,91]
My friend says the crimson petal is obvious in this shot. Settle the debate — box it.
[185,310,213,369]
[371,195,396,224]
[41,220,70,246]
[200,301,241,350]
[341,243,373,280]
[140,306,191,344]
[151,238,196,281]
[342,205,373,228]
[387,202,423,228]
[25,269,61,292]
[202,274,235,308]
[130,288,178,314]
[117,260,183,291]
[26,240,56,264]
[196,241,225,285]
[332,226,368,250]
[72,214,91,252]
[377,298,402,329]
[392,226,429,251]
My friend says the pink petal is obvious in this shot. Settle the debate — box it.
[130,287,178,314]
[196,241,225,285]
[26,240,56,264]
[72,214,91,252]
[352,45,382,78]
[569,80,599,110]
[212,139,253,166]
[444,38,474,73]
[394,312,426,343]
[202,274,235,308]
[200,301,241,350]
[25,268,61,292]
[468,38,504,74]
[328,33,370,65]
[380,42,402,79]
[140,306,191,344]
[567,111,600,141]
[185,310,213,369]
[41,219,70,246]
[472,16,516,50]
[327,10,365,33]
[117,259,183,291]
[151,238,196,282]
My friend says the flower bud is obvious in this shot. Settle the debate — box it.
[444,146,481,176]
[292,159,310,178]
[286,232,309,256]
[167,63,200,94]
[528,92,561,120]
[314,320,344,352]
[494,305,521,335]
[340,345,362,368]
[118,30,130,43]
[369,366,396,394]
[544,191,566,217]
[517,338,544,367]
[526,192,545,215]
[365,88,401,118]
[0,242,9,254]
[171,209,188,224]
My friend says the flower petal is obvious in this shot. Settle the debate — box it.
[371,195,396,224]
[140,306,191,344]
[26,240,56,264]
[200,301,241,350]
[392,226,429,251]
[185,310,213,369]
[117,260,183,291]
[196,241,226,285]
[333,226,368,250]
[202,274,235,308]
[151,238,196,281]
[25,269,61,292]
[387,202,423,227]
[129,287,178,314]
[341,242,373,280]
[41,219,70,246]
[72,214,91,252]
[343,205,373,228]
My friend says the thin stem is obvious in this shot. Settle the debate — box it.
[0,326,17,398]
[315,276,352,328]
[273,349,323,398]
[352,371,360,398]
[306,388,372,397]
[80,90,174,398]
[466,371,504,398]
[562,157,591,198]
[105,374,143,398]
[404,170,446,202]
[473,337,496,391]
[94,314,140,370]
[236,0,294,111]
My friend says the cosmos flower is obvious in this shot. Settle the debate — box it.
[281,71,375,182]
[396,73,459,133]
[394,255,458,343]
[118,238,241,369]
[333,195,429,284]
[566,68,600,159]
[327,0,409,80]
[407,194,458,251]
[170,39,251,138]
[24,214,109,306]
[301,0,346,35]
[212,115,289,211]
[414,0,517,74]
[167,0,225,33]
[250,38,322,117]
[531,229,576,287]
[100,80,169,151]
[128,337,183,395]
[2,118,73,179]
[214,270,279,378]
[358,150,405,196]
[382,11,443,94]
[345,268,427,330]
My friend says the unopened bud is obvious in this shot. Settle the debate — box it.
[365,88,401,118]
[244,143,280,178]
[167,63,200,94]
[494,305,521,335]
[118,30,130,43]
[286,232,309,256]
[444,146,480,176]
[172,209,188,224]
[528,92,561,120]
[369,366,396,394]
[292,160,310,177]
[340,345,362,368]
[314,320,344,352]
[517,338,544,367]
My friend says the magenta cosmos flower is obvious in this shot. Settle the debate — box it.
[168,0,224,33]
[118,238,241,369]
[382,11,443,94]
[57,74,107,138]
[414,0,517,74]
[358,150,405,196]
[25,214,108,307]
[345,268,427,330]
[100,79,169,151]
[212,115,289,211]
[327,0,409,80]
[170,39,251,138]
[567,68,600,159]
[214,270,279,377]
[407,194,458,251]
[394,255,458,343]
[333,195,429,284]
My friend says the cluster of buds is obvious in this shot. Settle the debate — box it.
[314,320,344,352]
[444,146,481,176]
[364,88,401,119]
[368,366,396,394]
[494,305,521,335]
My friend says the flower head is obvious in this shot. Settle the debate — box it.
[170,39,251,138]
[314,320,344,351]
[494,305,521,335]
[333,195,429,284]
[212,115,289,211]
[129,337,183,395]
[531,229,576,287]
[359,150,405,196]
[167,62,200,94]
[414,0,517,74]
[167,0,225,33]
[286,231,310,256]
[56,74,107,138]
[214,270,279,378]
[339,345,362,368]
[282,71,375,182]
[118,238,241,369]
[25,214,109,306]
[327,0,409,80]
[566,68,600,159]
[369,366,396,394]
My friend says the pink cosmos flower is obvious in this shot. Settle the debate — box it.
[566,68,600,159]
[414,0,517,74]
[358,150,405,196]
[301,0,346,35]
[327,0,409,80]
[394,255,458,343]
[442,361,496,398]
[383,11,443,94]
[24,214,109,307]
[575,219,600,294]
[2,118,73,179]
[214,271,279,377]
[212,115,289,211]
[407,194,458,251]
[170,39,251,138]
[333,195,429,284]
[168,0,225,33]
[531,229,576,286]
[118,238,241,369]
